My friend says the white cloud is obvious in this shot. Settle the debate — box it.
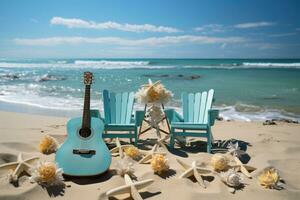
[194,24,225,33]
[50,17,180,33]
[269,32,297,37]
[14,35,246,46]
[234,21,275,29]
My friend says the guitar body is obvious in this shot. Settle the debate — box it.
[56,117,112,176]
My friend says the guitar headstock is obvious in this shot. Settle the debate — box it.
[83,71,94,85]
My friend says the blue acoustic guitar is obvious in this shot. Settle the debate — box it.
[55,72,111,176]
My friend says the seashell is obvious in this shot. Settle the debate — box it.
[221,168,243,187]
[115,157,135,177]
[39,135,59,154]
[124,146,140,160]
[30,161,63,186]
[258,167,281,189]
[211,153,229,172]
[151,154,169,174]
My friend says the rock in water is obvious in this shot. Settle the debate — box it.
[263,120,277,125]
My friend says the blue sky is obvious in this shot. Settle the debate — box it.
[1,0,300,58]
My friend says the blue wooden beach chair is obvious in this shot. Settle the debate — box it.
[100,89,138,146]
[169,89,219,153]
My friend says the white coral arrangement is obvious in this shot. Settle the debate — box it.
[151,154,169,175]
[115,157,135,177]
[211,153,229,172]
[30,161,63,186]
[135,79,173,105]
[147,105,165,128]
[39,135,59,154]
[220,168,244,193]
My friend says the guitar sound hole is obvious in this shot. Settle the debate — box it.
[79,128,92,138]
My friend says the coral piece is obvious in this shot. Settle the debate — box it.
[30,161,63,186]
[147,105,165,128]
[0,153,39,184]
[39,135,59,154]
[258,167,282,189]
[115,157,135,177]
[210,153,229,172]
[106,174,154,200]
[110,137,134,158]
[177,159,211,188]
[220,168,244,193]
[124,146,140,160]
[151,154,169,175]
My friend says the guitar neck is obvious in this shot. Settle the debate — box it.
[82,85,91,129]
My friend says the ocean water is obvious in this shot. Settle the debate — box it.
[0,58,300,121]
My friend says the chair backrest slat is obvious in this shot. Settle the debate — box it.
[121,92,129,124]
[126,92,135,124]
[181,89,214,124]
[182,92,189,121]
[188,93,195,122]
[103,90,135,125]
[203,89,214,124]
[115,93,122,123]
[110,92,116,123]
[103,90,111,123]
[193,92,201,123]
[198,91,208,123]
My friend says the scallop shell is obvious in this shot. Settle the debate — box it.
[151,154,169,174]
[211,153,229,172]
[39,135,59,154]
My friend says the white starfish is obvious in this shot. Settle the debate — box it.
[231,156,256,178]
[139,144,166,164]
[110,137,134,158]
[0,153,39,183]
[155,135,169,150]
[227,142,245,158]
[176,159,212,188]
[106,174,154,200]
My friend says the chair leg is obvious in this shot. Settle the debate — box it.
[207,128,212,153]
[129,131,133,144]
[134,128,138,146]
[170,128,175,149]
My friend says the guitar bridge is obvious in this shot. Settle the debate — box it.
[73,149,96,155]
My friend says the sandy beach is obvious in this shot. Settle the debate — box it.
[0,110,299,200]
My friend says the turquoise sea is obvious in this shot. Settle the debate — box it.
[0,58,300,121]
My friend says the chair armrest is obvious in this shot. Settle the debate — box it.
[208,109,219,126]
[134,110,145,126]
[173,111,184,122]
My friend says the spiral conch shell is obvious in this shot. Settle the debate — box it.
[151,154,169,174]
[220,169,243,193]
[39,135,59,154]
[258,167,282,189]
[210,153,229,172]
[124,146,140,160]
[30,162,63,186]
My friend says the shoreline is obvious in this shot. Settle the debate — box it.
[0,100,299,123]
